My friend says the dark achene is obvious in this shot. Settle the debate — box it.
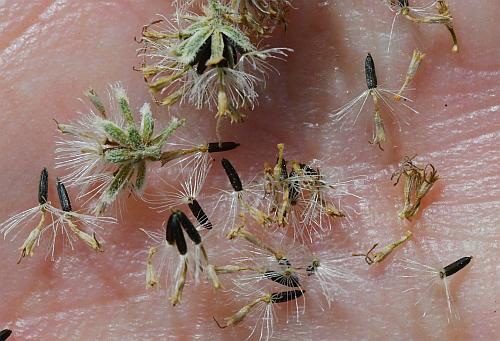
[221,158,243,192]
[207,142,240,153]
[0,329,12,341]
[365,53,378,89]
[172,213,188,255]
[441,256,473,278]
[38,168,49,205]
[56,178,72,212]
[176,210,202,245]
[188,199,213,230]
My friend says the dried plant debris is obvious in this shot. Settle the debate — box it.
[211,223,358,336]
[384,0,458,52]
[55,83,238,215]
[232,0,291,35]
[0,169,115,262]
[215,144,356,242]
[330,53,419,150]
[138,0,291,134]
[392,156,439,219]
[394,49,425,101]
[400,256,473,321]
[263,144,347,241]
[352,230,412,265]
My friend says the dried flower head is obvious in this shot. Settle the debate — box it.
[391,156,439,219]
[262,144,358,243]
[138,0,291,134]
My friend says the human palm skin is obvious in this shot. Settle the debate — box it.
[0,0,498,340]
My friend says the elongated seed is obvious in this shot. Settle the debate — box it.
[188,199,213,229]
[207,142,240,153]
[38,168,49,205]
[442,256,473,278]
[56,178,72,212]
[0,329,12,341]
[221,158,243,192]
[177,210,202,245]
[365,53,378,89]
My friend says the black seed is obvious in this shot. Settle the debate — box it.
[221,158,243,192]
[365,53,378,89]
[264,271,301,288]
[0,329,12,341]
[38,168,49,205]
[165,213,178,245]
[176,210,202,245]
[221,34,238,68]
[207,142,240,153]
[188,199,212,230]
[56,178,72,212]
[270,290,305,303]
[172,214,188,255]
[443,256,472,278]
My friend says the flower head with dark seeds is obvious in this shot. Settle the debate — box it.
[139,0,291,132]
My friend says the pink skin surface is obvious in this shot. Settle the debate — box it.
[0,0,499,340]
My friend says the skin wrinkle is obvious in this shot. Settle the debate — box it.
[0,0,498,340]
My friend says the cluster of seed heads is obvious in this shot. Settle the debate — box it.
[0,1,474,340]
